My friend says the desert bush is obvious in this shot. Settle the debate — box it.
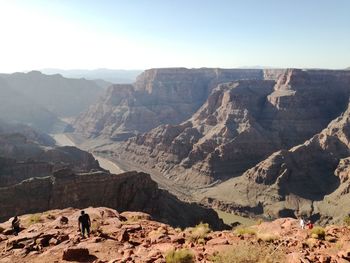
[256,218,264,225]
[234,227,256,236]
[343,215,350,226]
[187,222,211,243]
[90,220,102,234]
[211,242,285,263]
[165,249,195,263]
[310,226,325,240]
[257,233,279,242]
[46,213,56,220]
[27,214,43,225]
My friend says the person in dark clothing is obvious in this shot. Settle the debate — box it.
[78,211,91,238]
[12,216,20,236]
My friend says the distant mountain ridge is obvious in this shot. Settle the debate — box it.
[0,71,108,132]
[40,68,142,84]
[0,71,103,117]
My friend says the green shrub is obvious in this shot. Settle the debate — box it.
[27,214,43,225]
[343,215,350,226]
[310,226,325,240]
[211,242,285,263]
[187,222,211,243]
[165,249,195,263]
[234,227,256,236]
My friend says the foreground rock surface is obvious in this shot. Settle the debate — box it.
[0,170,224,229]
[0,208,350,263]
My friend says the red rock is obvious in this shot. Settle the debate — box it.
[206,237,228,246]
[62,247,89,261]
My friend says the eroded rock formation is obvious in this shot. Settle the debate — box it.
[203,100,350,223]
[73,68,263,139]
[109,69,350,187]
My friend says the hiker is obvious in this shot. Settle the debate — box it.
[306,220,313,229]
[78,210,91,238]
[299,217,305,229]
[12,216,20,236]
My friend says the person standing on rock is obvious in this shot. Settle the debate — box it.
[78,211,91,238]
[11,216,20,236]
[300,217,305,229]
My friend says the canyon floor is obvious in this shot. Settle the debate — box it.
[0,207,350,263]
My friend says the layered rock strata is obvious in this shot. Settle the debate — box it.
[110,69,350,186]
[203,101,350,224]
[73,68,263,139]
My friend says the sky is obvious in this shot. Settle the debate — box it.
[0,0,349,72]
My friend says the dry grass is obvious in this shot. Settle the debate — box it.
[257,233,279,242]
[344,215,350,226]
[211,242,285,263]
[90,220,102,234]
[310,226,325,240]
[27,214,43,225]
[234,227,257,236]
[186,222,211,243]
[165,249,195,263]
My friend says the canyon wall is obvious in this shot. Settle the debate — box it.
[73,68,263,139]
[0,170,224,229]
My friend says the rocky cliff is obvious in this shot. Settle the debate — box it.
[0,132,99,173]
[73,68,263,139]
[109,69,350,187]
[0,170,223,229]
[0,123,101,186]
[202,100,350,224]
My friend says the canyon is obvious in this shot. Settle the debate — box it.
[0,121,223,229]
[72,68,350,224]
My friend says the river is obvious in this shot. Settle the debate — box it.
[51,133,124,175]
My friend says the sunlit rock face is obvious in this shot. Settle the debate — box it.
[73,68,263,140]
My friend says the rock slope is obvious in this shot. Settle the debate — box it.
[73,68,263,139]
[0,208,349,263]
[203,100,350,224]
[110,69,350,187]
[0,123,100,186]
[0,170,223,229]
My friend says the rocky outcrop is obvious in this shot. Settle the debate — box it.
[0,132,100,172]
[73,68,263,139]
[1,209,350,263]
[109,69,350,187]
[0,157,53,187]
[0,120,55,146]
[203,100,350,223]
[0,125,101,185]
[0,170,224,229]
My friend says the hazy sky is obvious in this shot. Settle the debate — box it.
[0,0,349,72]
